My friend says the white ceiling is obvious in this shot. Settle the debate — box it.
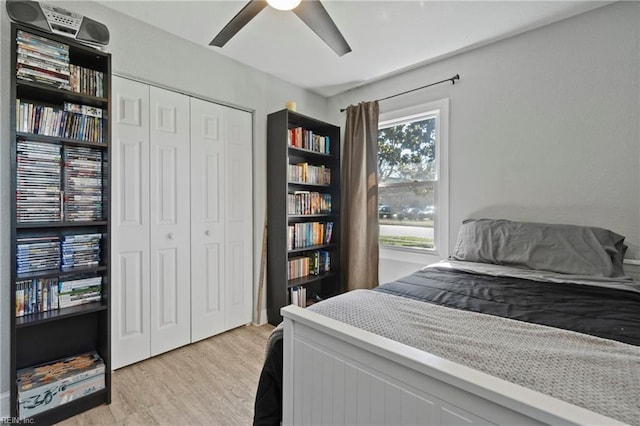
[98,0,610,97]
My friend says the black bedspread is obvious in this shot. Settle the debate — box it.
[374,269,640,346]
[253,268,640,425]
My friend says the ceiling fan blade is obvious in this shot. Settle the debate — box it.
[210,0,268,47]
[293,1,351,57]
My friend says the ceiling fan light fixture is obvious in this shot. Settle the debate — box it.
[267,0,301,11]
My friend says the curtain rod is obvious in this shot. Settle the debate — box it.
[340,73,460,112]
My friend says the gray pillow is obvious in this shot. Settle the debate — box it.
[450,219,628,277]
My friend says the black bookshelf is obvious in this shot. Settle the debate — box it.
[9,23,111,423]
[266,109,342,325]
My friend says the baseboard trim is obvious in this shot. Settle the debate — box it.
[0,390,9,419]
[253,309,268,326]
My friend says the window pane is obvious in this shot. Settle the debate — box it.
[378,115,437,250]
[378,117,436,184]
[378,182,434,250]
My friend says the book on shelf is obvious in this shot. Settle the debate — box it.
[306,250,330,275]
[325,222,333,244]
[287,163,331,185]
[15,99,105,143]
[287,127,331,154]
[288,256,308,281]
[290,285,307,308]
[17,351,105,419]
[287,250,331,280]
[287,222,334,250]
[288,191,331,215]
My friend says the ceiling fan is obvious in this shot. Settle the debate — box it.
[209,0,351,57]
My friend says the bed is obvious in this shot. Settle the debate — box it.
[254,219,640,425]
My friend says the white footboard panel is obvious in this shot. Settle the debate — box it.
[281,306,623,426]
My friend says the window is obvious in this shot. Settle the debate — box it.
[377,99,449,256]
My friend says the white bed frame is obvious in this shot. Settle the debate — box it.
[281,305,625,426]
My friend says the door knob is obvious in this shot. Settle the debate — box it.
[167,233,174,240]
[205,230,210,236]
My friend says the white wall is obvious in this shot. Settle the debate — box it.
[328,2,640,283]
[0,0,334,415]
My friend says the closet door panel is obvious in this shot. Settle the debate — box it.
[112,76,151,369]
[149,87,191,355]
[224,108,253,329]
[190,98,226,341]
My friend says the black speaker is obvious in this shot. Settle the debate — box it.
[6,0,109,46]
[6,0,50,32]
[76,17,109,45]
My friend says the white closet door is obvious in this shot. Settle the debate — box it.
[149,87,192,355]
[224,107,253,330]
[190,98,226,342]
[112,76,151,369]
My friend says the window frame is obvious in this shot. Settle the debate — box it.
[377,98,449,262]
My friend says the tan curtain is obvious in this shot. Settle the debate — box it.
[341,101,380,291]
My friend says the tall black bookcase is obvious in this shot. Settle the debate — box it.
[9,24,111,423]
[266,109,341,325]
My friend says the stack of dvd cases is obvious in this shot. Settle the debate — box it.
[16,236,61,274]
[63,146,103,221]
[61,233,101,270]
[15,277,59,317]
[16,140,61,223]
[63,102,105,143]
[58,275,102,309]
[16,29,70,90]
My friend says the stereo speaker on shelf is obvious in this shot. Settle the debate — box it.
[6,0,109,46]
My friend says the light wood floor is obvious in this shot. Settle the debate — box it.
[57,324,275,426]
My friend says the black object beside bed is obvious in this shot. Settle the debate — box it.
[253,219,640,425]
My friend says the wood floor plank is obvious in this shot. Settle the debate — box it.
[55,324,274,425]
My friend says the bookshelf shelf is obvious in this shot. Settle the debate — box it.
[287,271,337,289]
[17,266,108,282]
[267,109,342,325]
[16,132,109,148]
[288,214,335,219]
[9,23,111,422]
[17,221,109,229]
[288,146,333,158]
[287,181,332,188]
[16,302,108,328]
[16,80,108,107]
[288,243,337,254]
